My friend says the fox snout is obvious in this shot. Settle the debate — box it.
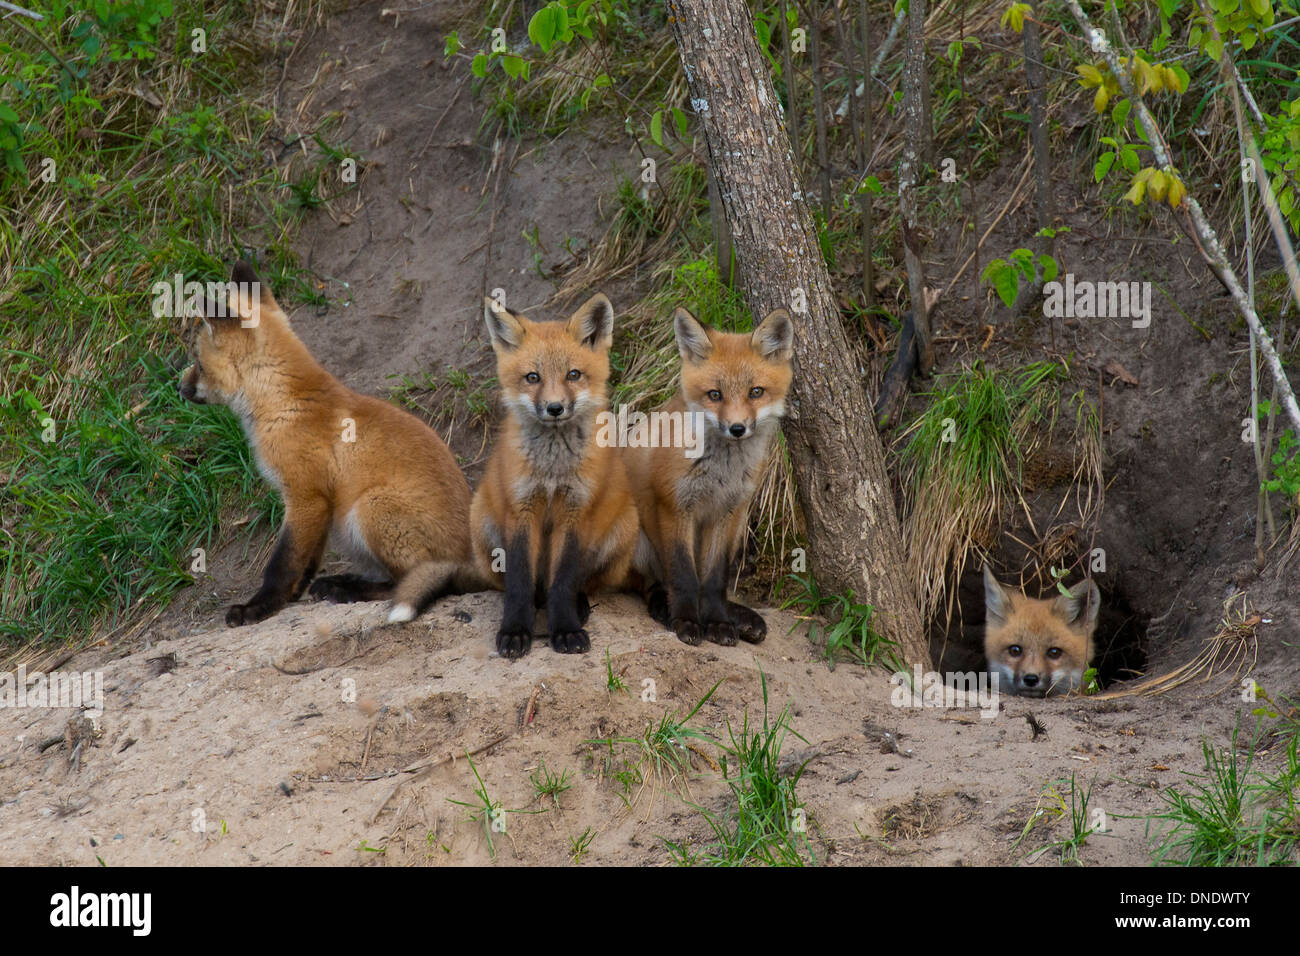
[178,366,206,404]
[990,657,1079,698]
[723,419,751,439]
[531,397,575,423]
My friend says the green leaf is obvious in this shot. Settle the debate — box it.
[1094,151,1115,182]
[1038,254,1059,282]
[1111,98,1131,129]
[501,54,528,79]
[444,32,460,58]
[1120,145,1140,173]
[649,110,664,148]
[528,6,557,53]
[993,268,1018,307]
[471,52,487,78]
[672,106,689,140]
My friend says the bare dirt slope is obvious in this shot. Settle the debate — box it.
[1,588,1290,867]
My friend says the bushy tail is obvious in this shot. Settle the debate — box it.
[387,561,494,623]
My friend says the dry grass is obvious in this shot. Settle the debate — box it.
[1094,593,1261,700]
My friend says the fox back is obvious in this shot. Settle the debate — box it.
[177,261,471,627]
[983,564,1099,697]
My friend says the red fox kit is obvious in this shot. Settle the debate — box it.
[178,261,472,627]
[471,294,638,659]
[982,564,1099,696]
[624,306,793,646]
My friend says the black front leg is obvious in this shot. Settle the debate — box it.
[667,542,702,645]
[699,553,737,646]
[497,528,536,659]
[547,531,590,654]
[227,524,320,627]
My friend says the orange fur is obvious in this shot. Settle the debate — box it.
[471,293,638,658]
[178,262,471,627]
[982,564,1099,696]
[624,306,793,646]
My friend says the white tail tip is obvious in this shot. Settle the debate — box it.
[387,603,416,624]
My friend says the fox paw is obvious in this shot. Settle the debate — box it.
[307,577,354,604]
[671,618,703,646]
[496,629,533,659]
[728,603,768,644]
[550,629,591,654]
[704,619,738,646]
[225,601,273,628]
[646,588,671,628]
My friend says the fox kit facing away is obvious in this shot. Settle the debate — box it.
[179,261,472,627]
[471,294,639,659]
[982,564,1099,696]
[625,306,794,646]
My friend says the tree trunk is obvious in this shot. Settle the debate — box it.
[899,0,933,371]
[667,0,929,668]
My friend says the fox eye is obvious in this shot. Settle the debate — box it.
[707,389,722,401]
[567,369,582,381]
[749,386,764,399]
[525,372,541,384]
[1046,647,1062,660]
[1007,645,1022,658]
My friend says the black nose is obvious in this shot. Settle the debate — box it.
[546,402,565,417]
[1021,673,1039,688]
[729,423,747,437]
[179,381,194,401]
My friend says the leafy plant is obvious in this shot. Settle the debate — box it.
[780,572,899,671]
[981,247,1059,308]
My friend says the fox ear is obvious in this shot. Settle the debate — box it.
[566,292,614,350]
[751,308,793,361]
[1054,578,1100,632]
[673,307,713,363]
[483,297,526,351]
[228,260,276,324]
[983,564,1012,625]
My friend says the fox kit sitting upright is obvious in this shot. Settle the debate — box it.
[471,294,639,659]
[178,261,472,627]
[625,306,793,646]
[982,564,1100,696]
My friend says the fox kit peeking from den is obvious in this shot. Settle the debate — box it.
[625,306,794,647]
[982,564,1100,696]
[178,261,472,627]
[471,293,639,659]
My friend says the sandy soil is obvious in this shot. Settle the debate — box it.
[1,586,1292,867]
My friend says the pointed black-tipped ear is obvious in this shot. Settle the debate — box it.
[483,297,526,351]
[566,292,614,350]
[231,260,261,286]
[1054,578,1101,632]
[673,307,713,363]
[983,564,1012,626]
[228,260,277,322]
[751,308,793,361]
